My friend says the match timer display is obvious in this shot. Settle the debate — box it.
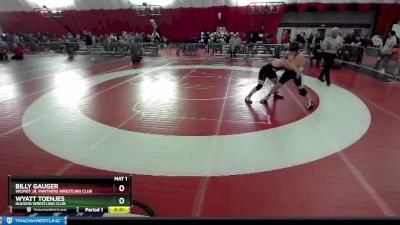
[8,176,132,214]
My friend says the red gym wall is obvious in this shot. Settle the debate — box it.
[0,3,399,41]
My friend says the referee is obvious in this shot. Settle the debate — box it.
[318,27,342,86]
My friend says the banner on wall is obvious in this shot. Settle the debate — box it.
[1,0,400,12]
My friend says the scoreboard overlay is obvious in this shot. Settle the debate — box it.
[8,176,132,214]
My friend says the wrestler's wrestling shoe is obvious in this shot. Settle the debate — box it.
[274,91,284,99]
[245,96,252,104]
[260,95,270,104]
[306,99,314,110]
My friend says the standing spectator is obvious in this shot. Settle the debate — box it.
[66,32,76,58]
[83,29,93,53]
[338,31,344,44]
[0,38,8,60]
[130,40,143,63]
[11,43,24,60]
[7,34,16,50]
[36,32,43,42]
[271,34,278,44]
[248,33,256,44]
[282,30,290,44]
[351,36,363,65]
[239,32,246,43]
[229,34,236,58]
[229,34,241,58]
[143,34,150,43]
[307,33,314,45]
[134,33,142,43]
[270,34,279,58]
[344,30,355,45]
[263,33,271,44]
[374,30,398,73]
[391,46,400,77]
[311,35,323,67]
[122,31,128,41]
[14,34,20,45]
[104,34,111,51]
[203,32,209,45]
[224,32,231,44]
[204,32,210,53]
[267,33,273,44]
[318,27,342,86]
[75,34,81,42]
[295,33,306,49]
[362,35,371,47]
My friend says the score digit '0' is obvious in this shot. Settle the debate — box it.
[119,197,125,205]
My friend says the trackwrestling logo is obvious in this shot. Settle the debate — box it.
[2,217,64,225]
